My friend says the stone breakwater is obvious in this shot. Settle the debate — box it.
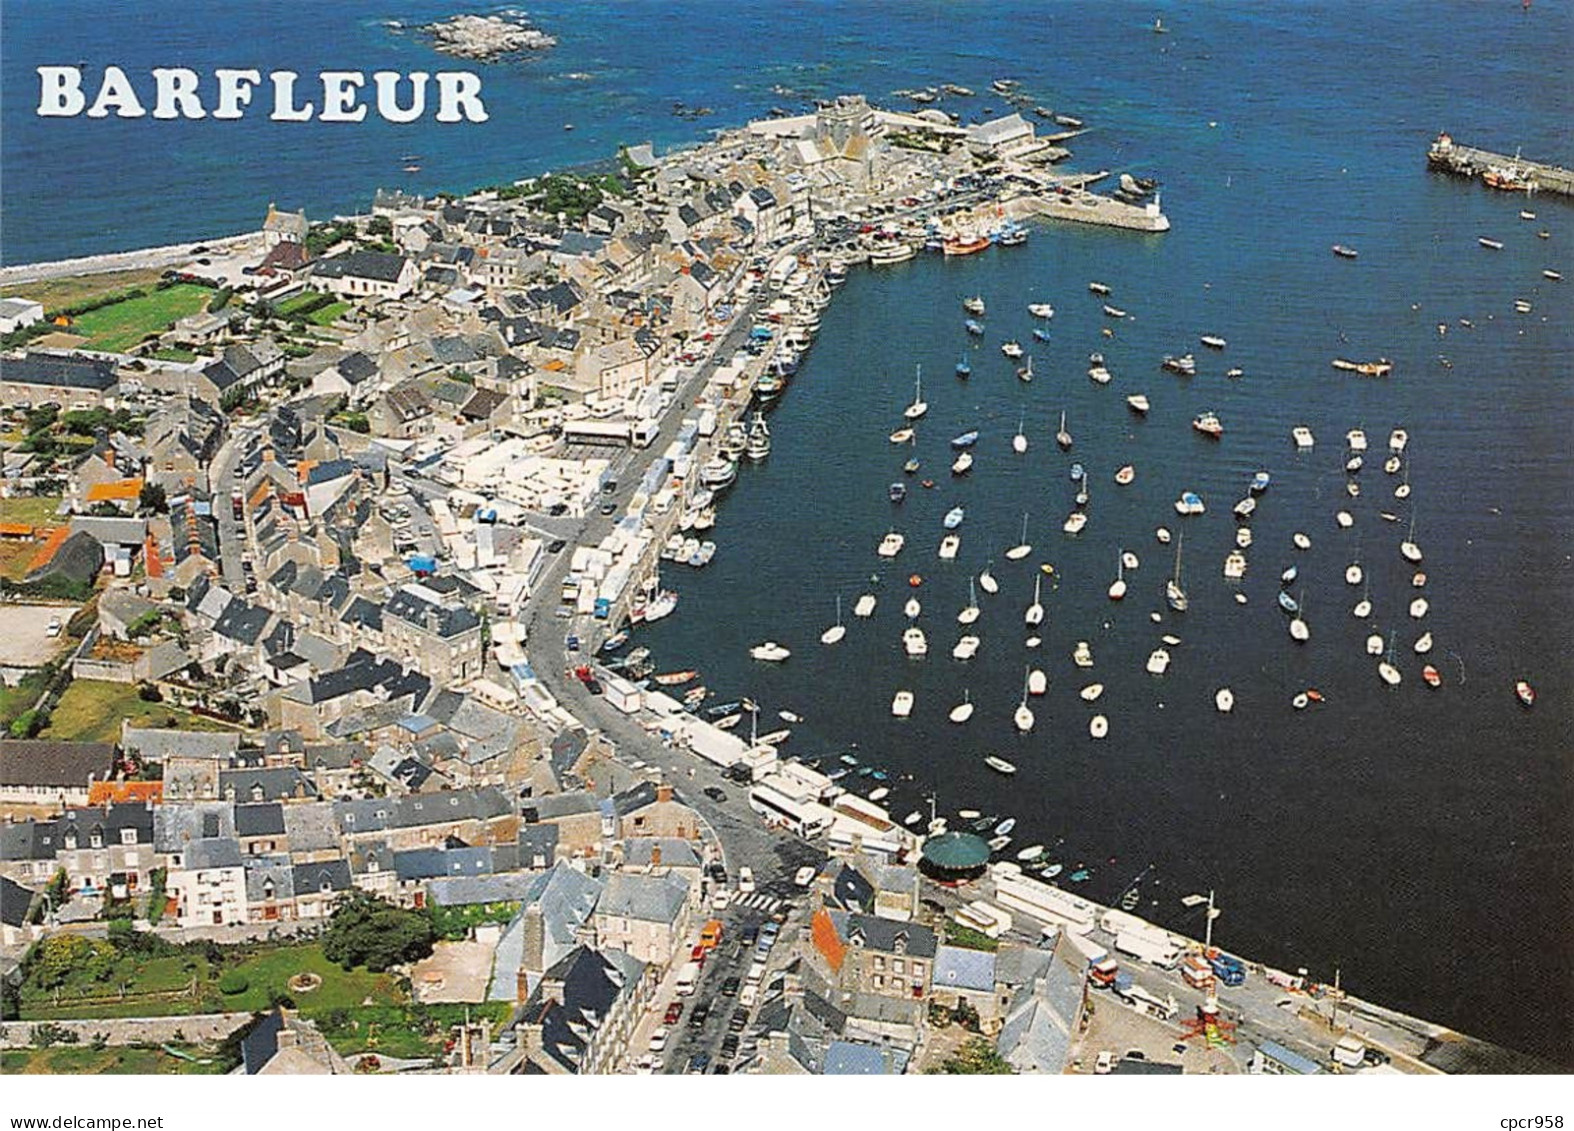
[421,14,557,61]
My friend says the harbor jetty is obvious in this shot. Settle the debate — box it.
[1426,132,1574,197]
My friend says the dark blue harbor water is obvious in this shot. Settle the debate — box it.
[3,1,1570,1067]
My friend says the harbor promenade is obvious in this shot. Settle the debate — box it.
[1426,133,1574,196]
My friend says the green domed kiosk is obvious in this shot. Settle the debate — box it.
[918,831,991,885]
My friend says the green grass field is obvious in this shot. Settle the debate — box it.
[277,290,350,327]
[43,680,235,744]
[1,1045,231,1075]
[0,496,65,528]
[0,269,167,312]
[67,285,214,353]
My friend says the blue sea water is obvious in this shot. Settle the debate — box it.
[2,1,1571,1066]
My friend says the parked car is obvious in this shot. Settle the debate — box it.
[703,786,727,803]
[648,1028,669,1052]
[686,1052,710,1074]
[738,866,755,893]
[547,539,567,553]
[687,1003,711,1030]
[707,863,727,884]
[720,976,741,998]
[728,1009,749,1033]
[663,1002,684,1025]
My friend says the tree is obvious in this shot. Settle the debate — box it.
[322,892,435,973]
[928,1036,1014,1075]
[139,482,168,514]
[27,935,116,990]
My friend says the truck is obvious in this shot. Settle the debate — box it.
[1331,1035,1367,1069]
[1066,932,1110,967]
[675,961,702,996]
[1115,982,1179,1021]
[1207,951,1247,986]
[696,406,718,437]
[699,919,725,949]
[1115,931,1179,970]
[1088,958,1120,988]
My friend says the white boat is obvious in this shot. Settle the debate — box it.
[903,365,928,420]
[745,412,772,460]
[1028,302,1055,319]
[1025,636,1042,649]
[1013,411,1028,454]
[1127,393,1151,414]
[1146,648,1171,675]
[958,579,981,624]
[1001,340,1024,359]
[868,787,889,802]
[1223,551,1247,579]
[1162,634,1182,646]
[877,531,906,557]
[1174,491,1205,515]
[1017,844,1046,862]
[1089,715,1109,739]
[1109,550,1128,599]
[1366,633,1385,656]
[1234,497,1257,519]
[1400,516,1423,563]
[1005,513,1033,560]
[889,427,915,444]
[1293,532,1312,550]
[1056,410,1072,450]
[644,590,678,622]
[952,451,974,475]
[1016,355,1034,383]
[1166,532,1189,612]
[1336,510,1354,528]
[1385,455,1402,474]
[1347,429,1368,452]
[821,595,847,644]
[1200,334,1227,349]
[1292,426,1315,449]
[985,756,1017,775]
[1079,682,1104,702]
[1088,363,1112,385]
[1414,631,1433,654]
[1028,669,1048,696]
[952,634,980,660]
[1236,526,1253,549]
[1013,670,1035,732]
[1378,634,1402,686]
[904,597,922,618]
[1025,574,1044,626]
[903,811,922,826]
[903,627,928,657]
[757,729,791,747]
[938,534,961,560]
[1390,428,1409,453]
[750,641,791,662]
[963,295,986,316]
[1410,597,1429,619]
[949,692,975,723]
[944,506,966,529]
[1289,611,1310,642]
[891,690,914,718]
[700,457,738,488]
[1353,595,1372,618]
[1063,511,1088,536]
[854,594,877,618]
[1122,551,1139,570]
[1215,687,1234,713]
[1115,465,1136,486]
[1347,480,1361,498]
[979,565,1000,594]
[1089,281,1111,295]
[1345,563,1363,586]
[1156,526,1172,544]
[1073,640,1094,668]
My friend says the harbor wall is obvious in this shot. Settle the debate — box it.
[1426,139,1574,197]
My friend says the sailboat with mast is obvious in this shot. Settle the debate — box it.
[1056,411,1073,450]
[1108,549,1127,600]
[958,578,981,624]
[1005,514,1033,560]
[1289,590,1310,641]
[904,365,928,420]
[1166,532,1189,611]
[979,560,1000,594]
[1400,514,1423,563]
[1378,633,1403,685]
[820,595,846,644]
[1014,669,1035,732]
[1025,573,1044,626]
[1013,410,1028,454]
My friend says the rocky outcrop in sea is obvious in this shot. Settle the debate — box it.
[420,13,557,61]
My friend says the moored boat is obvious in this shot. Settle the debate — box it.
[1192,410,1223,438]
[749,641,791,662]
[985,755,1017,775]
[1126,393,1150,414]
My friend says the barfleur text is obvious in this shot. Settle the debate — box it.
[36,67,488,122]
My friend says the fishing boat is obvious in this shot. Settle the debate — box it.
[1515,680,1536,707]
[938,535,960,560]
[745,412,772,460]
[1192,411,1223,438]
[1332,244,1359,259]
[854,593,877,618]
[891,690,914,718]
[1089,281,1111,295]
[889,482,908,503]
[1103,304,1128,319]
[1073,640,1094,668]
[1001,340,1024,359]
[952,634,980,660]
[985,756,1017,775]
[820,596,847,645]
[1174,491,1205,515]
[1390,428,1409,453]
[757,728,791,746]
[1013,670,1035,732]
[956,353,972,378]
[1089,715,1109,739]
[1025,574,1044,626]
[948,691,975,723]
[945,233,991,256]
[1422,665,1442,688]
[877,532,905,557]
[749,641,791,662]
[904,458,921,474]
[951,451,974,475]
[1013,412,1028,454]
[903,366,928,420]
[1167,533,1188,612]
[1236,526,1253,549]
[653,669,699,686]
[700,457,738,489]
[598,631,630,655]
[1005,513,1033,560]
[1126,393,1151,414]
[1114,464,1136,486]
[962,295,987,316]
[1028,302,1055,319]
[1162,353,1196,376]
[1292,426,1315,449]
[979,565,999,594]
[1028,669,1048,696]
[950,431,980,450]
[1016,355,1034,382]
[1215,687,1235,713]
[1088,362,1112,384]
[958,579,981,624]
[943,506,967,530]
[1200,334,1227,349]
[965,318,985,335]
[1017,844,1046,862]
[1223,551,1247,579]
[1146,648,1171,675]
[1233,497,1257,520]
[1056,411,1073,449]
[903,627,928,657]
